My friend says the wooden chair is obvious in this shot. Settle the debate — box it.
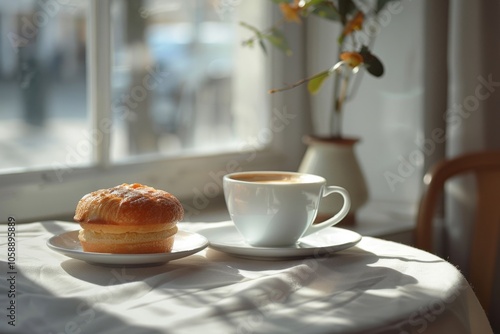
[415,151,500,316]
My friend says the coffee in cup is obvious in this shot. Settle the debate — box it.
[223,171,351,247]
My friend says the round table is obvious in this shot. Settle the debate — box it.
[0,221,493,334]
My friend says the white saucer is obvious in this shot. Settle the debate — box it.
[47,230,208,266]
[198,225,362,260]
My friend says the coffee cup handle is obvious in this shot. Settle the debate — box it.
[302,186,351,237]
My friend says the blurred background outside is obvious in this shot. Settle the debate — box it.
[0,0,265,172]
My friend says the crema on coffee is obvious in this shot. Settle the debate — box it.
[228,172,320,184]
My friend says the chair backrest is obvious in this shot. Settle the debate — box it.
[415,151,500,316]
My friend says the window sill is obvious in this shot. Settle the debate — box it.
[348,200,416,245]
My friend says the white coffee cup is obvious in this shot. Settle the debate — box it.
[223,171,351,247]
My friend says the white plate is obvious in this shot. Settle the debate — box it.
[47,230,208,266]
[198,225,362,260]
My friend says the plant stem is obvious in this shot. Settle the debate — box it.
[331,47,343,138]
[268,71,330,94]
[332,76,341,137]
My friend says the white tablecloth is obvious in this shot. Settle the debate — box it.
[0,221,493,334]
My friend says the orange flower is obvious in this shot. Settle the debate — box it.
[342,11,364,37]
[279,0,302,23]
[340,52,364,68]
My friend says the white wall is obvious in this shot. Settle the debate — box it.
[307,0,425,208]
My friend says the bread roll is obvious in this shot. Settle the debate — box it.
[74,183,184,254]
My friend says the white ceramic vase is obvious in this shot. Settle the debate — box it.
[298,136,368,224]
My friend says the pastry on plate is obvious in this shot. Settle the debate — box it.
[74,183,184,254]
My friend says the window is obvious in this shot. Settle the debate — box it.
[1,1,88,171]
[108,0,268,160]
[1,0,303,223]
[1,0,268,171]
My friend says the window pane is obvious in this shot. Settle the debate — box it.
[0,1,88,172]
[110,0,268,161]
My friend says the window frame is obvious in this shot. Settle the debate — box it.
[0,0,310,223]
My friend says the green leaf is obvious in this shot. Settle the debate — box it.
[240,22,269,54]
[359,46,384,77]
[338,0,357,23]
[271,0,290,3]
[311,2,341,21]
[302,0,329,9]
[239,22,291,56]
[258,39,268,55]
[337,34,344,45]
[264,28,292,56]
[307,70,331,94]
[239,21,262,36]
[241,39,254,48]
